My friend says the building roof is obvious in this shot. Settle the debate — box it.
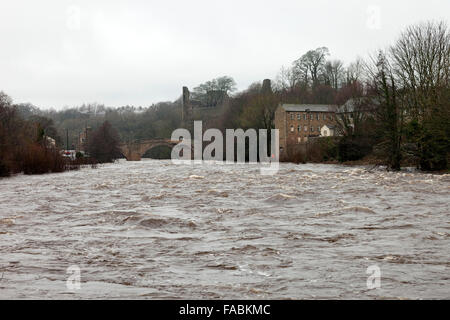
[281,104,337,112]
[337,98,359,113]
[337,97,379,113]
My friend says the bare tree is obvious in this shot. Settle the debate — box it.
[87,121,122,163]
[390,21,450,170]
[391,21,449,121]
[367,51,405,170]
[335,81,368,136]
[324,59,344,90]
[274,65,298,92]
[293,47,330,87]
[240,91,279,131]
[344,58,365,86]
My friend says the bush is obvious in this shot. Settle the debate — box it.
[281,145,306,164]
[308,137,338,162]
[338,137,373,162]
[0,160,10,177]
[87,121,122,163]
[419,131,449,171]
[20,144,67,175]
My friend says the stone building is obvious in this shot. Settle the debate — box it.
[274,104,338,153]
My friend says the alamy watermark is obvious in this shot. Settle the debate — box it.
[66,265,81,291]
[366,5,381,30]
[170,121,279,175]
[66,5,81,31]
[366,265,381,289]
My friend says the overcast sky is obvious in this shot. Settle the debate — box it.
[0,0,448,109]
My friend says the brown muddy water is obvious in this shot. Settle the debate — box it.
[0,160,449,299]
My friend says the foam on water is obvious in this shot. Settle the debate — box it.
[0,159,449,299]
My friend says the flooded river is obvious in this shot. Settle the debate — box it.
[0,160,449,299]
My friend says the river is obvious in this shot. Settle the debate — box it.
[0,160,449,299]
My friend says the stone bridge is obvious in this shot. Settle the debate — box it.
[119,139,180,161]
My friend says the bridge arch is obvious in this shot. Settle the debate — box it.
[119,139,180,161]
[142,143,175,159]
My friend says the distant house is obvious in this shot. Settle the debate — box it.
[274,103,338,153]
[320,124,336,137]
[274,99,375,156]
[44,136,56,148]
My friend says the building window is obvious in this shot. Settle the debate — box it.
[317,114,320,120]
[304,114,307,120]
[297,137,301,143]
[297,125,301,132]
[318,126,321,132]
[304,126,308,132]
[311,126,314,132]
[323,114,326,120]
[290,113,294,120]
[290,125,294,132]
[297,113,301,120]
[310,114,313,120]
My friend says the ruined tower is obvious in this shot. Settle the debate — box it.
[261,79,272,94]
[181,86,193,130]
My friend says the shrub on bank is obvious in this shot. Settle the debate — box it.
[282,147,306,164]
[282,137,339,164]
[309,137,338,162]
[68,157,98,170]
[337,137,373,162]
[20,143,66,175]
[0,160,10,177]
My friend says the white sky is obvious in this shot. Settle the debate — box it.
[0,0,449,109]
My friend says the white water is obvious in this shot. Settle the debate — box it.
[0,160,449,299]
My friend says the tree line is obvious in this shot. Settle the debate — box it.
[0,93,120,176]
[221,21,449,171]
[0,92,67,176]
[1,20,448,174]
